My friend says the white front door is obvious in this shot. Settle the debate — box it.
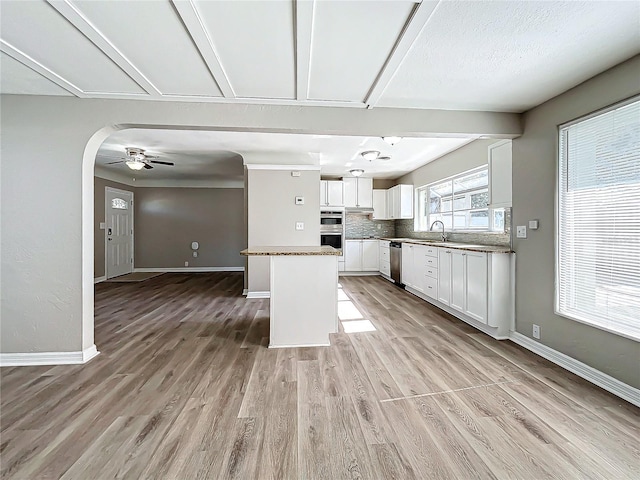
[106,187,134,279]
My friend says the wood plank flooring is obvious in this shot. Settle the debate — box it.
[1,272,638,479]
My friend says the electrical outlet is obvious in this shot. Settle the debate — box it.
[516,226,527,238]
[532,324,540,339]
[192,251,198,258]
[296,222,304,230]
[377,224,381,230]
[184,261,189,267]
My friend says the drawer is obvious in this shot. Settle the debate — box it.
[425,267,438,278]
[425,246,439,258]
[379,240,390,248]
[426,257,438,268]
[424,275,437,299]
[380,249,390,261]
[380,260,391,276]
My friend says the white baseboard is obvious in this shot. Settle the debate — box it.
[509,332,640,408]
[339,272,380,276]
[0,344,100,367]
[134,267,244,273]
[269,343,330,348]
[246,291,270,299]
[94,276,106,284]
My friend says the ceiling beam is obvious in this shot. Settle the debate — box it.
[171,0,235,98]
[295,0,315,101]
[0,40,86,97]
[364,0,441,108]
[47,0,161,97]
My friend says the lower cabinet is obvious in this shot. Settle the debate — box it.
[344,239,379,272]
[442,249,488,323]
[379,240,391,277]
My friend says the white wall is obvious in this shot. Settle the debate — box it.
[246,167,320,292]
[0,95,520,355]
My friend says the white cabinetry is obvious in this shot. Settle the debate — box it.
[344,239,378,272]
[320,180,344,207]
[372,189,387,219]
[438,248,488,324]
[343,177,373,208]
[379,240,390,277]
[387,184,413,219]
[488,140,512,208]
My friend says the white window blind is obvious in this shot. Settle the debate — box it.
[557,98,640,340]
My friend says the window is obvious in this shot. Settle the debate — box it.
[111,198,128,210]
[557,97,640,340]
[416,166,503,232]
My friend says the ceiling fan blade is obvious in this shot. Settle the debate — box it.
[143,163,154,169]
[105,160,125,165]
[149,160,174,166]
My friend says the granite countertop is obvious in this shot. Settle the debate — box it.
[379,238,513,254]
[241,246,341,256]
[345,237,381,240]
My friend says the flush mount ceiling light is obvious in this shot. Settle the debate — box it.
[126,160,145,170]
[361,150,380,161]
[382,136,402,146]
[350,169,365,177]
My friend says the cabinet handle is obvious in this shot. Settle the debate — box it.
[462,253,467,256]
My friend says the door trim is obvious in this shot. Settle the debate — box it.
[105,186,134,279]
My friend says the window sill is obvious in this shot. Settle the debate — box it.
[555,308,640,343]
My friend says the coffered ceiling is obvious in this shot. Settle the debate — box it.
[2,0,639,112]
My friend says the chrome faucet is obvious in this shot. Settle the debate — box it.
[430,220,447,242]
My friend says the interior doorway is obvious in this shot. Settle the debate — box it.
[105,187,134,279]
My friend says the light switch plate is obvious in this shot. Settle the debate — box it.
[99,222,106,230]
[296,222,304,230]
[516,226,527,238]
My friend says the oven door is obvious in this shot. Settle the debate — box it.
[320,233,343,250]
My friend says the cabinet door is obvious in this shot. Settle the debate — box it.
[320,180,327,206]
[399,185,414,219]
[343,178,357,208]
[392,186,401,218]
[362,240,379,271]
[327,181,344,206]
[401,243,414,287]
[412,245,427,293]
[465,252,488,323]
[344,240,362,271]
[451,251,465,312]
[372,189,387,219]
[438,249,451,304]
[386,188,395,219]
[357,178,373,208]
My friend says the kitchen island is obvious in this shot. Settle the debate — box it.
[240,246,340,348]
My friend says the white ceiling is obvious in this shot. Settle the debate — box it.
[96,129,474,181]
[3,1,638,183]
[1,0,638,111]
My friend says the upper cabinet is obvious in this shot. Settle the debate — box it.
[372,189,387,219]
[320,180,344,207]
[343,177,373,208]
[488,140,512,208]
[386,184,414,219]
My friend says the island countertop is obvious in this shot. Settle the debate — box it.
[240,246,341,256]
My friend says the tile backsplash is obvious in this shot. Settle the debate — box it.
[395,208,512,247]
[345,214,396,239]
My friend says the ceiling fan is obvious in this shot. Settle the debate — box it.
[105,147,175,171]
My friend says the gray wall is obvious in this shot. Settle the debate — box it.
[135,187,244,269]
[94,177,134,278]
[247,168,320,292]
[395,139,511,247]
[513,55,640,387]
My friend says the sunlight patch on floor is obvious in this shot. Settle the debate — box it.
[337,284,376,332]
[341,319,377,333]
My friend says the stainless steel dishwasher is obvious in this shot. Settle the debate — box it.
[390,241,403,285]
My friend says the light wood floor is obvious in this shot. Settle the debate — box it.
[1,273,638,479]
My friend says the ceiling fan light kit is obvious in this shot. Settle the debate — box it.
[361,150,380,161]
[126,160,145,171]
[106,146,176,170]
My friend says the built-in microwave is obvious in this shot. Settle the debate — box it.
[320,210,344,227]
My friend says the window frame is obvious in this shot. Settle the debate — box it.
[554,95,640,341]
[414,165,504,233]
